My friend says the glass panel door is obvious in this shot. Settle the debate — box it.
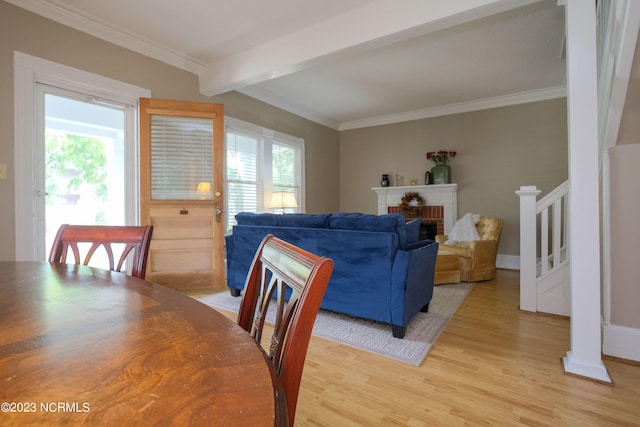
[138,98,225,289]
[37,85,127,261]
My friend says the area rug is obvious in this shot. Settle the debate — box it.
[198,282,474,366]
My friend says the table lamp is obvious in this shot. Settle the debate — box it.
[197,181,212,200]
[269,191,298,213]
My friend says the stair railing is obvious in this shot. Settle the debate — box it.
[516,180,569,313]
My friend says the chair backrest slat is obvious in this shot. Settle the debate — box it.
[237,234,333,426]
[48,224,153,279]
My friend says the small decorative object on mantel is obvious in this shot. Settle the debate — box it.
[426,150,456,184]
[399,192,425,218]
[381,174,390,187]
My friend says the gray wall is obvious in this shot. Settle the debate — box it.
[0,1,339,261]
[340,99,569,256]
[609,144,640,329]
[609,31,640,329]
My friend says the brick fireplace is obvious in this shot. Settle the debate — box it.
[372,184,458,236]
[387,205,445,236]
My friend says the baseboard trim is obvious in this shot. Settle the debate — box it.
[497,254,519,270]
[603,324,640,363]
[494,256,640,364]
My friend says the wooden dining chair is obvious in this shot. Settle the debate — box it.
[48,224,154,279]
[237,234,334,427]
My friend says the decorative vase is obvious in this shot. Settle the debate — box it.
[381,174,390,187]
[431,164,451,184]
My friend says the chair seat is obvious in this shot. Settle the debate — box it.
[438,243,471,258]
[434,250,461,285]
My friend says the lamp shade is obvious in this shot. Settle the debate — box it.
[269,191,298,209]
[196,181,212,200]
[197,181,212,193]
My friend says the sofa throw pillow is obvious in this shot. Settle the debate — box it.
[406,218,421,244]
[328,213,397,232]
[445,213,481,245]
[328,212,408,246]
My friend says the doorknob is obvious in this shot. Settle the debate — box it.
[215,204,222,223]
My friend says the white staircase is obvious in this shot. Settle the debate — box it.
[517,181,570,316]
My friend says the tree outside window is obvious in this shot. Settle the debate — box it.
[46,131,108,224]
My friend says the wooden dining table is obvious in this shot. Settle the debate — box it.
[0,261,286,426]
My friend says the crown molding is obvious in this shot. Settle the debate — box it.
[240,85,566,131]
[338,86,567,130]
[6,0,205,75]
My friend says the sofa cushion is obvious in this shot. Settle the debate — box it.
[235,212,281,226]
[279,213,330,228]
[327,212,399,231]
[406,218,421,244]
[235,212,331,228]
[328,212,407,247]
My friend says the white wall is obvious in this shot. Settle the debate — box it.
[604,143,640,361]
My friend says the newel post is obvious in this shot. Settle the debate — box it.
[516,186,541,312]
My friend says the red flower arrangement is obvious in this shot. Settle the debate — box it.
[426,150,457,165]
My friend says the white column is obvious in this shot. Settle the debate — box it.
[515,186,540,313]
[562,0,611,382]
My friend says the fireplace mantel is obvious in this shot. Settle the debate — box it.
[372,184,458,235]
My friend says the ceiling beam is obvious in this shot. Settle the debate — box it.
[199,0,540,96]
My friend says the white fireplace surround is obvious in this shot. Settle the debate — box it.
[372,184,458,235]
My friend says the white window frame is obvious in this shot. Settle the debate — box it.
[225,117,305,231]
[13,52,150,260]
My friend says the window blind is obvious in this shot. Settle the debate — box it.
[272,141,300,206]
[150,115,212,200]
[226,129,260,224]
[225,117,304,231]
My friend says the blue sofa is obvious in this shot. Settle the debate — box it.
[225,212,438,338]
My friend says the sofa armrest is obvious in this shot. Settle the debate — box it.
[469,239,499,269]
[404,239,436,251]
[391,241,438,326]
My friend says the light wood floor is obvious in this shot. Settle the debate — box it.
[185,270,640,426]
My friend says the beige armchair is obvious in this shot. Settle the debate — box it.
[436,216,504,282]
